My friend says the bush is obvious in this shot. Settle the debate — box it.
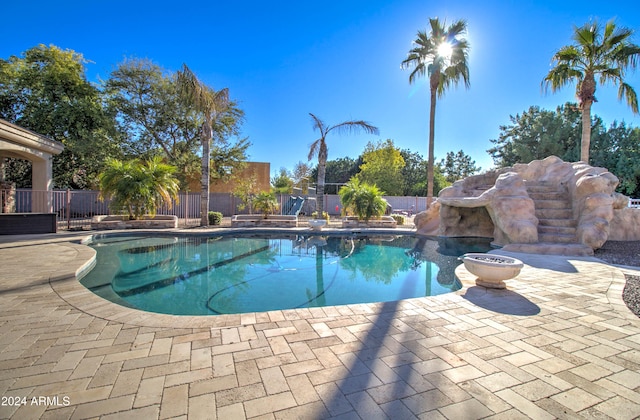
[311,211,330,221]
[208,211,223,225]
[390,214,405,225]
[99,157,179,220]
[253,191,279,218]
[338,178,387,221]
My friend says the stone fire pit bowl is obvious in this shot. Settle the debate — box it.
[458,253,524,289]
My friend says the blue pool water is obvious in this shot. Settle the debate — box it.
[80,233,492,315]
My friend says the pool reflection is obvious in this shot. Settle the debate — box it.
[81,234,493,315]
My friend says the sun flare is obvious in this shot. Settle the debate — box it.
[437,41,453,58]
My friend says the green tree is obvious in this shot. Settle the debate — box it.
[487,103,640,197]
[591,122,640,197]
[399,149,449,196]
[104,58,195,161]
[105,58,249,190]
[542,19,640,163]
[439,150,481,183]
[307,113,379,218]
[271,167,294,194]
[176,64,234,226]
[292,161,313,194]
[338,178,387,221]
[99,156,179,220]
[0,44,119,188]
[402,18,471,204]
[488,103,599,167]
[313,156,362,194]
[233,174,258,214]
[356,139,405,196]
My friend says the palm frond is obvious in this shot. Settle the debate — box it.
[542,64,583,93]
[329,120,380,137]
[544,18,639,99]
[573,20,599,48]
[618,82,639,113]
[445,19,468,39]
[598,67,622,84]
[439,60,470,97]
[402,18,470,92]
[308,113,326,134]
[98,157,179,219]
[615,45,640,69]
[429,18,446,39]
[553,45,582,63]
[307,139,321,161]
[176,64,230,118]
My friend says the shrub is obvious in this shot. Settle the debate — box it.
[311,211,330,221]
[208,211,223,225]
[390,214,405,225]
[99,157,179,220]
[339,178,387,221]
[253,191,279,218]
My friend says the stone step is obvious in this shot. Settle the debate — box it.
[538,218,577,228]
[528,191,567,201]
[501,242,593,257]
[524,180,557,185]
[524,181,567,191]
[538,232,578,244]
[525,183,564,192]
[538,225,577,235]
[532,199,572,209]
[535,208,574,219]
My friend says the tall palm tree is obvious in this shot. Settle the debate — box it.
[176,64,230,226]
[543,19,640,163]
[401,18,470,205]
[307,113,379,219]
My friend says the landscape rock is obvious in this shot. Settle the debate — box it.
[414,155,638,251]
[609,207,640,241]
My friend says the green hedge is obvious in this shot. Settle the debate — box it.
[390,213,405,225]
[208,211,223,225]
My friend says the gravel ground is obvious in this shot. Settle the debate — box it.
[594,241,640,318]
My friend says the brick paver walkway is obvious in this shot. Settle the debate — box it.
[1,231,639,419]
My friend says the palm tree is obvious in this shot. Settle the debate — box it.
[253,191,279,218]
[401,18,470,205]
[307,113,379,219]
[543,19,640,163]
[338,178,387,221]
[176,64,231,226]
[99,156,179,220]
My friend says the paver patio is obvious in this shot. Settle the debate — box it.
[0,230,639,419]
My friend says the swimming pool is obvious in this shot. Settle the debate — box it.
[80,233,492,315]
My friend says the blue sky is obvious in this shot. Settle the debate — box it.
[3,0,640,175]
